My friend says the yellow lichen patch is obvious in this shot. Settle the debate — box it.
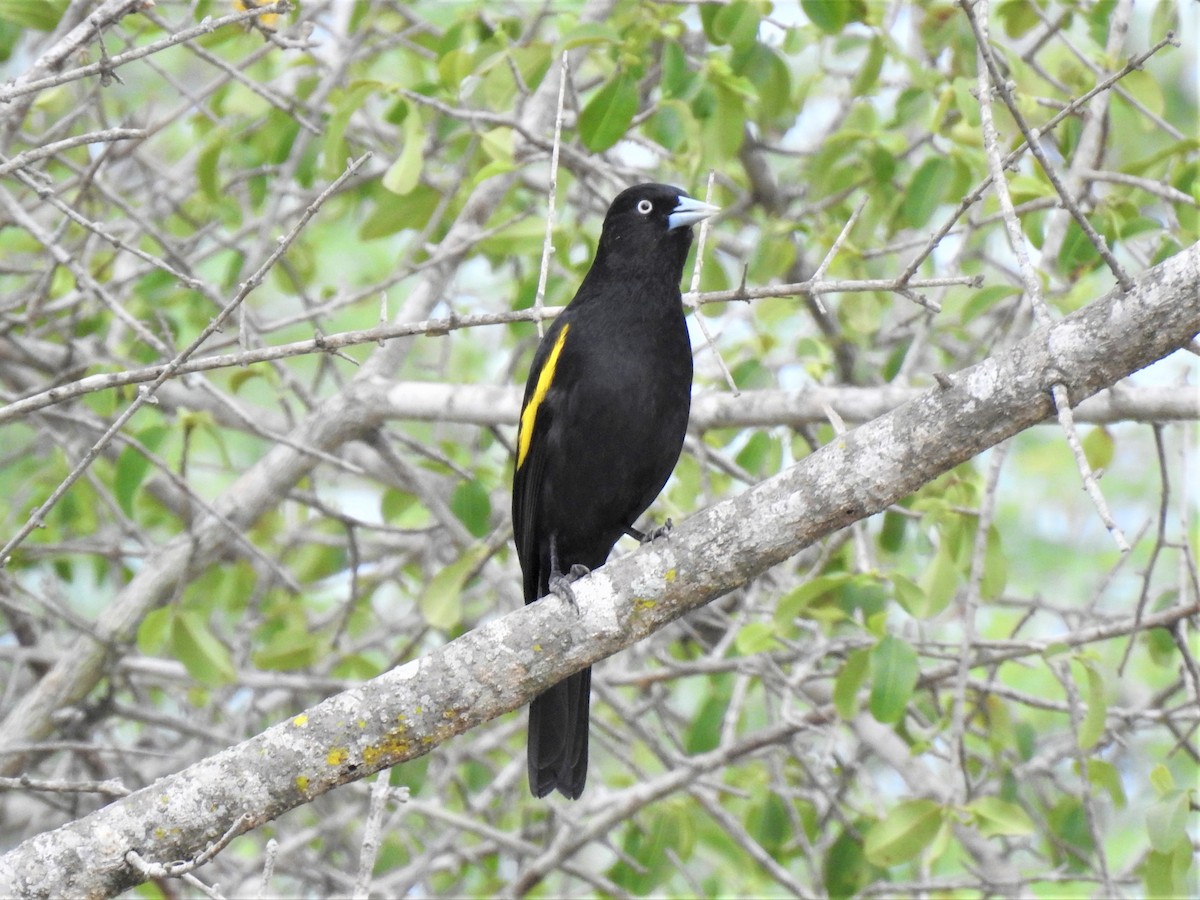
[363,730,412,768]
[295,775,310,793]
[664,568,677,583]
[634,597,657,611]
[233,0,279,31]
[292,714,308,727]
[326,747,349,766]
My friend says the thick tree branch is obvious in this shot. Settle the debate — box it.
[0,0,619,778]
[1,243,1196,899]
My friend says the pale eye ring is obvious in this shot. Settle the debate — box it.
[636,199,653,214]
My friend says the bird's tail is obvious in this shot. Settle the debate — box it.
[527,666,591,799]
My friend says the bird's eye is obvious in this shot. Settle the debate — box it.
[636,199,653,215]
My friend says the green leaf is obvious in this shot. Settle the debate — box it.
[1046,796,1093,867]
[864,799,943,867]
[998,0,1041,37]
[735,431,780,476]
[961,284,1021,324]
[889,573,924,616]
[661,42,695,99]
[171,610,236,686]
[747,791,790,855]
[1146,790,1190,853]
[981,525,1007,600]
[869,635,919,724]
[834,647,871,719]
[0,0,67,30]
[323,80,381,180]
[1120,69,1164,119]
[381,488,430,528]
[913,545,957,618]
[196,130,226,202]
[559,22,620,50]
[684,681,730,753]
[711,0,760,48]
[613,800,694,893]
[1081,426,1115,472]
[1076,659,1107,750]
[382,107,424,195]
[360,182,440,240]
[420,547,485,630]
[802,0,851,34]
[775,572,852,625]
[137,606,172,655]
[735,620,777,655]
[437,46,475,90]
[114,425,169,517]
[254,622,324,671]
[1083,759,1126,809]
[966,796,1035,837]
[1142,843,1194,899]
[901,157,953,228]
[851,36,885,97]
[292,541,345,584]
[823,825,872,896]
[449,479,492,538]
[879,508,907,552]
[734,43,792,123]
[578,73,637,152]
[707,82,748,158]
[1015,720,1036,761]
[1057,219,1102,273]
[1149,762,1175,795]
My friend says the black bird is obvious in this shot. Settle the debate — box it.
[512,183,719,799]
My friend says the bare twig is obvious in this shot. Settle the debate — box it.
[686,171,738,394]
[125,812,252,879]
[0,2,294,105]
[532,52,569,338]
[0,152,371,568]
[969,0,1127,552]
[961,0,1134,291]
[0,128,145,176]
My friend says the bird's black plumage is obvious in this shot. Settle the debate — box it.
[512,183,719,799]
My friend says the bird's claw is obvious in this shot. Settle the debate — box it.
[549,564,590,612]
[629,519,673,544]
[643,518,673,542]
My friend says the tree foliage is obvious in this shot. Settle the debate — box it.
[0,1,1196,897]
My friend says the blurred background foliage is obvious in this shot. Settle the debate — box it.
[0,0,1196,896]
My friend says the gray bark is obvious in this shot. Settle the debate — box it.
[2,242,1196,900]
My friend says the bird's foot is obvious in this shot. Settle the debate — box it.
[627,518,673,544]
[549,564,590,612]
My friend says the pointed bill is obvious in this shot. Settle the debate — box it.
[668,195,721,231]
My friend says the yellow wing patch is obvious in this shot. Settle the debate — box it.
[517,324,570,470]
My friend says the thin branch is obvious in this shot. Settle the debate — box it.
[0,128,145,176]
[1051,382,1130,551]
[0,2,294,105]
[961,0,1134,291]
[0,152,370,568]
[969,0,1127,553]
[686,170,738,393]
[532,52,569,338]
[897,29,1179,283]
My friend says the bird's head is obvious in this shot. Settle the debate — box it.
[593,183,720,279]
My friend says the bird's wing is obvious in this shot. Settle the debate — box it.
[512,315,572,604]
